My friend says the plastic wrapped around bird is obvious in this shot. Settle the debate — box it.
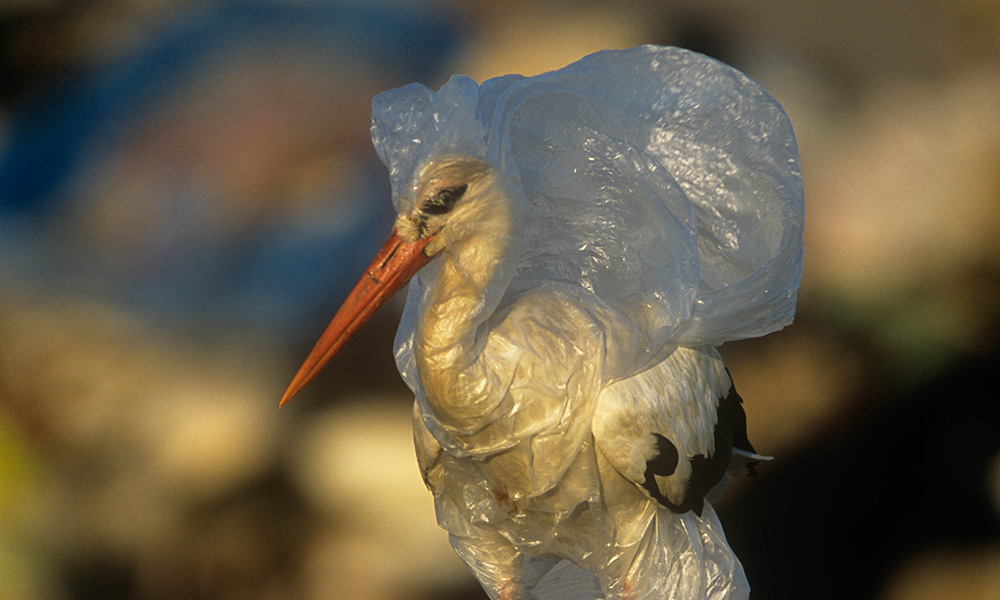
[379,46,803,381]
[285,45,804,600]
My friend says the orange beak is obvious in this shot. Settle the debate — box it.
[279,231,434,406]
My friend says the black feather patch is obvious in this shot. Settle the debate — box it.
[641,434,679,503]
[642,381,758,516]
[726,383,759,476]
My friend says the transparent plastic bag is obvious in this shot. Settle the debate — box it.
[374,45,804,383]
[371,45,803,599]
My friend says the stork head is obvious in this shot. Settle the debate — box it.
[394,156,503,256]
[279,155,508,405]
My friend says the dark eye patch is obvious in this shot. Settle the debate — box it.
[422,184,467,216]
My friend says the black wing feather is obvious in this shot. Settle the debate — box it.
[643,380,756,516]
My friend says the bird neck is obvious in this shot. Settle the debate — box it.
[410,200,523,428]
[416,233,509,365]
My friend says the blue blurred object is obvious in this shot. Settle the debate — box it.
[0,2,460,337]
[0,3,457,214]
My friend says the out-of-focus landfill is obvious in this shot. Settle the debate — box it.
[1,2,998,599]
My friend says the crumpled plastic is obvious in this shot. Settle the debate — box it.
[374,45,804,380]
[371,45,803,600]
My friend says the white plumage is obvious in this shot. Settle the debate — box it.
[283,46,804,600]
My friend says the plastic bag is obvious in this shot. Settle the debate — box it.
[371,45,803,600]
[374,45,804,382]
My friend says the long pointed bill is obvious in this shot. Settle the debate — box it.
[279,231,434,406]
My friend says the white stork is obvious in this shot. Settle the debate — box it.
[282,46,804,600]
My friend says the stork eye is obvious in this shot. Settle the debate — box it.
[422,184,467,216]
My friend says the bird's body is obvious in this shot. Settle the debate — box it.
[414,339,750,599]
[396,157,761,599]
[282,46,804,600]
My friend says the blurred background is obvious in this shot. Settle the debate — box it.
[1,1,998,599]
